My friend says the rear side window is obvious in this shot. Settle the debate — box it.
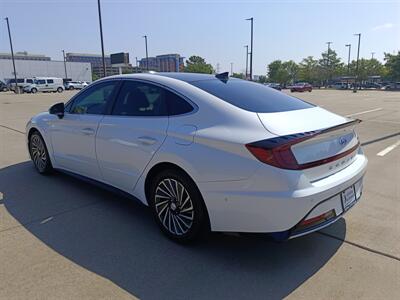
[112,81,168,117]
[166,90,194,115]
[190,79,313,113]
[27,79,33,84]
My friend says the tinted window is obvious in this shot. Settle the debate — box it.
[112,81,167,116]
[47,79,54,84]
[17,79,24,83]
[190,79,313,113]
[27,79,33,84]
[166,90,194,115]
[36,80,46,85]
[70,81,118,115]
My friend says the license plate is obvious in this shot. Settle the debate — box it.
[342,185,357,211]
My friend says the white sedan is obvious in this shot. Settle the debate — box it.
[26,73,367,242]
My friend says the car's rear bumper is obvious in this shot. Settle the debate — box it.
[198,153,367,235]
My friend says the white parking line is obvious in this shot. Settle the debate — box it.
[377,140,400,156]
[346,108,383,117]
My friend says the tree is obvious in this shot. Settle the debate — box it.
[318,49,345,84]
[231,72,245,79]
[348,58,386,81]
[267,60,299,85]
[184,55,214,74]
[384,52,400,81]
[257,75,267,83]
[298,56,320,84]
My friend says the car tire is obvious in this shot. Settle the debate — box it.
[69,86,74,90]
[29,131,53,175]
[31,88,37,94]
[57,87,63,93]
[2,87,7,92]
[149,169,209,243]
[291,89,294,92]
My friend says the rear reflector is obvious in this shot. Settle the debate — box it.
[295,209,336,232]
[246,119,361,170]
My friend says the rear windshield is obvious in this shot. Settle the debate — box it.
[190,79,313,113]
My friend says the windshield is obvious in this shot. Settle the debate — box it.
[190,79,314,113]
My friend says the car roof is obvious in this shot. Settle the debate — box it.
[106,72,219,84]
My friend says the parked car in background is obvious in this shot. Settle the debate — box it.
[333,82,350,90]
[7,78,34,93]
[26,73,367,242]
[291,82,313,92]
[362,82,382,89]
[265,83,282,91]
[383,82,400,91]
[23,77,64,93]
[64,81,89,90]
[0,80,9,92]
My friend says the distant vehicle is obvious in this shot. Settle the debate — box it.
[23,77,64,93]
[333,82,350,90]
[64,81,89,90]
[0,80,9,92]
[290,82,313,92]
[362,82,382,89]
[7,78,34,92]
[383,82,400,91]
[265,83,282,91]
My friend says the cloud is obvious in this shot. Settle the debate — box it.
[372,23,395,31]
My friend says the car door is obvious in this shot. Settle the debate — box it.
[96,80,169,192]
[49,80,120,180]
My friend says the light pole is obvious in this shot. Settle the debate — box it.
[97,0,106,77]
[354,33,361,92]
[143,35,149,71]
[230,62,233,76]
[5,17,18,93]
[371,52,375,59]
[62,50,68,80]
[345,44,351,88]
[244,45,249,79]
[326,42,332,86]
[246,17,253,80]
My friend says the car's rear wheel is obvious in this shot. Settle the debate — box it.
[29,131,52,174]
[69,86,74,90]
[57,87,63,93]
[149,169,208,242]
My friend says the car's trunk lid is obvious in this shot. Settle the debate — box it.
[257,107,360,181]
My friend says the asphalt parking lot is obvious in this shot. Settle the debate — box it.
[0,89,399,299]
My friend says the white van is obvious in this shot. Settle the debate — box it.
[24,77,64,93]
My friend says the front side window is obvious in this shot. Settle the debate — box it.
[27,79,33,84]
[190,78,314,113]
[70,81,118,115]
[47,79,54,84]
[112,81,168,116]
[35,80,46,85]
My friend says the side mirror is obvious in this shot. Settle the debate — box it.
[49,102,65,119]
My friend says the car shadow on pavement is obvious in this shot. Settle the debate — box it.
[1,161,346,300]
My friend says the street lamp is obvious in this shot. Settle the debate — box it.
[326,42,332,86]
[353,33,361,92]
[143,35,149,71]
[345,44,351,88]
[230,62,233,76]
[246,17,253,80]
[371,52,375,59]
[62,50,68,80]
[97,0,106,77]
[5,17,18,94]
[244,45,249,79]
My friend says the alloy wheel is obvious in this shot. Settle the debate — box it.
[154,178,195,236]
[30,134,47,172]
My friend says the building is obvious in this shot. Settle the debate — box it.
[139,54,184,72]
[0,51,51,61]
[0,59,92,83]
[66,53,121,79]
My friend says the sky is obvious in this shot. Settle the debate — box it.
[0,0,399,75]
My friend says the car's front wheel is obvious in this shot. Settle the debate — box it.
[149,169,208,242]
[57,87,63,93]
[31,88,37,94]
[29,131,52,174]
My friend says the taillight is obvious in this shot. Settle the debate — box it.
[246,129,360,170]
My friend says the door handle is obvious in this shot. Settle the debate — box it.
[81,128,95,135]
[137,136,157,145]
